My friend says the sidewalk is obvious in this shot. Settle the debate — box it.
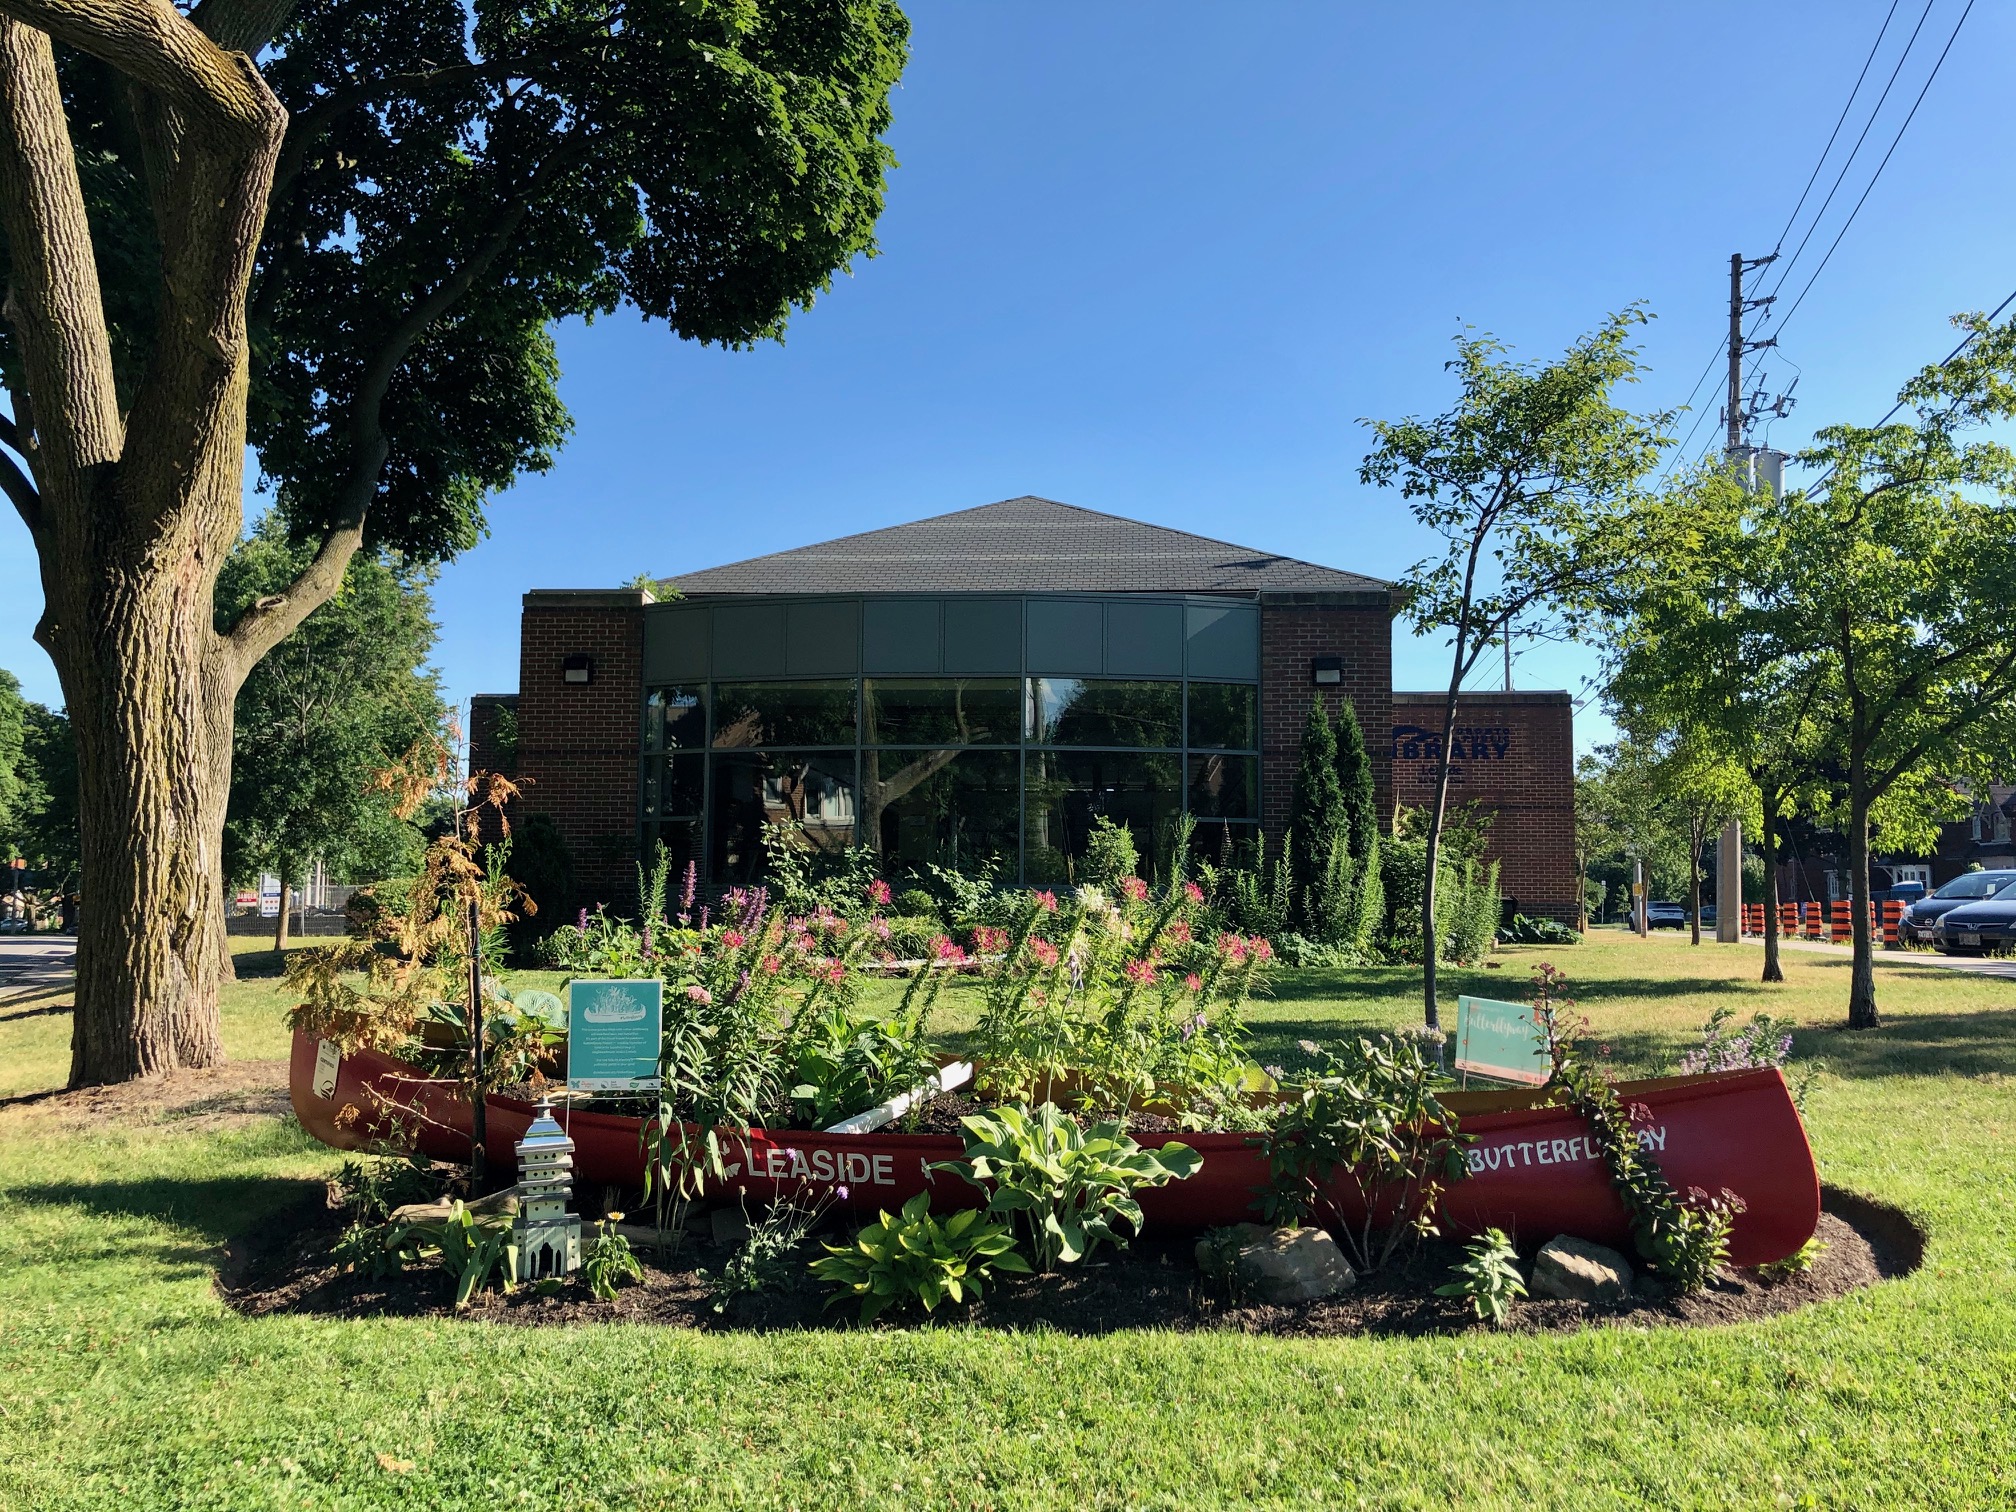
[1741,934,2016,981]
[0,935,75,1005]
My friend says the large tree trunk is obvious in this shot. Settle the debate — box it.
[47,522,241,1083]
[272,864,292,953]
[1846,779,1879,1029]
[1759,790,1783,984]
[1688,820,1702,946]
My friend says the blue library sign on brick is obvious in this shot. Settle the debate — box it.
[567,979,663,1092]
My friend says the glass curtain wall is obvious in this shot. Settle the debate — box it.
[641,675,1258,885]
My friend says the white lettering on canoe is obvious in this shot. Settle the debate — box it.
[1466,1126,1670,1174]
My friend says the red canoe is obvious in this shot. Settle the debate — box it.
[290,1028,1819,1267]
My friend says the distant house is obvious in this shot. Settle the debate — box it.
[1774,783,2016,902]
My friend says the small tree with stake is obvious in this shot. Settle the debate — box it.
[1361,310,1670,1027]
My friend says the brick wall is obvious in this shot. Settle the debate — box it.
[1259,592,1398,842]
[1390,690,1577,920]
[467,694,518,780]
[514,590,648,910]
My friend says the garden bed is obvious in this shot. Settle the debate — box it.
[220,1184,1914,1338]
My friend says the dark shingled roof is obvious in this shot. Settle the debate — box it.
[668,496,1390,597]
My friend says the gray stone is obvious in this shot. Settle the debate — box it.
[1197,1223,1355,1304]
[711,1205,751,1248]
[1532,1234,1634,1303]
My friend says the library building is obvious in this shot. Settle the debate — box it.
[471,496,1577,920]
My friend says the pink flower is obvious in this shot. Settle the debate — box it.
[1184,973,1203,993]
[972,925,1008,954]
[722,929,746,949]
[761,954,782,975]
[1249,936,1274,963]
[1216,932,1248,964]
[685,984,712,1005]
[821,959,846,984]
[1033,890,1058,912]
[931,936,968,965]
[1123,958,1158,986]
[1183,881,1205,905]
[871,917,892,941]
[1028,938,1060,969]
[866,879,893,906]
[1120,876,1149,903]
[1166,920,1192,945]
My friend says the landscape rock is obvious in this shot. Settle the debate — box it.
[711,1206,751,1248]
[1532,1234,1634,1303]
[1198,1222,1356,1304]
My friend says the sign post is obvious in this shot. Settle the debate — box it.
[567,980,664,1093]
[1453,995,1551,1087]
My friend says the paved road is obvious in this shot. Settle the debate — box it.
[1745,935,2016,981]
[0,934,75,1004]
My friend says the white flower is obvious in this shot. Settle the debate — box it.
[1075,885,1111,915]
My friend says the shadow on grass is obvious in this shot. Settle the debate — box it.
[7,1173,326,1244]
[230,948,289,979]
[0,1000,70,1023]
[1806,1011,2016,1081]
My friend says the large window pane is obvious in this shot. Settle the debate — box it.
[649,820,703,878]
[712,681,857,748]
[862,749,1020,874]
[864,678,1020,746]
[1187,682,1257,750]
[644,753,705,820]
[1026,678,1181,748]
[1187,754,1257,820]
[1023,750,1182,884]
[645,686,707,752]
[1187,817,1260,870]
[710,751,858,883]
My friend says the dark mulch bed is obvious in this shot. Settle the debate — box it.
[219,1185,1916,1337]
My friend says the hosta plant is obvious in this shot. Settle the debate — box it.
[1435,1227,1527,1325]
[809,1192,1030,1322]
[940,1102,1202,1271]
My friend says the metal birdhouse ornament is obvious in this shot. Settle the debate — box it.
[513,1097,582,1280]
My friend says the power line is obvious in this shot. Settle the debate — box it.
[1765,0,1903,257]
[1756,0,1939,312]
[1764,0,1976,344]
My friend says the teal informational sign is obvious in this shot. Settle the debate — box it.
[1454,995,1550,1086]
[567,979,663,1092]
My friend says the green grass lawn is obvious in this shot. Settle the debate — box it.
[1,934,2011,1509]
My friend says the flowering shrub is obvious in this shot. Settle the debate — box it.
[969,869,1273,1126]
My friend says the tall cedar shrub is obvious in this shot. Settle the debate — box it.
[1288,698,1350,939]
[1333,699,1380,948]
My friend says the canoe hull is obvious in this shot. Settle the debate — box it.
[290,1030,1818,1266]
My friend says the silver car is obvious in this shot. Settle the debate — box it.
[1901,871,2016,944]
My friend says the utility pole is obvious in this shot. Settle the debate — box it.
[1727,251,1746,459]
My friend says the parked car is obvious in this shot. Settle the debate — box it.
[1901,870,2016,945]
[1937,879,2016,955]
[1647,900,1688,930]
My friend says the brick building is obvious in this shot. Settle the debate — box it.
[1390,690,1578,922]
[477,497,1573,910]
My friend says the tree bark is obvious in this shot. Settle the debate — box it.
[0,1,286,1084]
[272,864,291,952]
[1846,777,1880,1029]
[1687,818,1702,946]
[1759,790,1783,984]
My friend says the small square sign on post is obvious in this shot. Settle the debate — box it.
[1454,995,1551,1087]
[566,979,664,1092]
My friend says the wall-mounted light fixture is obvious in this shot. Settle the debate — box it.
[1310,656,1343,686]
[562,653,594,686]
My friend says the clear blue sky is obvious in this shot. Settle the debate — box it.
[5,1,2011,755]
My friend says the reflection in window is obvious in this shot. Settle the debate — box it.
[712,681,857,748]
[643,753,705,820]
[864,679,1020,747]
[645,686,707,752]
[710,751,857,883]
[1188,817,1260,870]
[1026,679,1181,748]
[649,819,703,876]
[861,748,1020,874]
[1023,750,1182,884]
[1187,754,1257,820]
[1186,682,1257,750]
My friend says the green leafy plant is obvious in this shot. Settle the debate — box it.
[1536,964,1744,1293]
[1080,816,1140,889]
[785,1002,936,1129]
[704,1194,838,1313]
[939,1102,1202,1271]
[1501,913,1581,946]
[1257,1033,1470,1274]
[582,1213,646,1302]
[809,1192,1030,1322]
[1435,1227,1527,1325]
[1758,1235,1829,1282]
[431,1201,520,1309]
[331,1217,423,1281]
[331,1149,442,1225]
